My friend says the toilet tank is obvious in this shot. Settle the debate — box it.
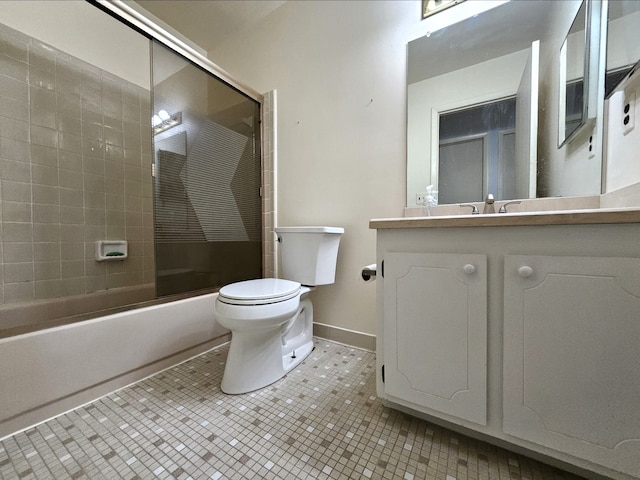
[275,226,344,285]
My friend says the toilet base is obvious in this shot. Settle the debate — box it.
[220,296,314,395]
[282,338,314,374]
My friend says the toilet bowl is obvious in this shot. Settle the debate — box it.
[213,226,343,394]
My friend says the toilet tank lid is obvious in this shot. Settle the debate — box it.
[275,226,344,234]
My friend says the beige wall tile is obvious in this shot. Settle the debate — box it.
[34,278,61,299]
[32,184,59,204]
[59,188,83,207]
[31,164,58,186]
[4,262,33,283]
[34,261,60,281]
[2,222,32,242]
[106,225,125,239]
[33,242,59,262]
[0,116,29,141]
[83,225,105,242]
[2,201,31,222]
[0,138,30,163]
[1,180,31,202]
[60,242,84,261]
[3,281,34,303]
[60,205,85,225]
[58,151,82,172]
[0,159,31,182]
[59,225,83,243]
[60,276,85,296]
[3,242,33,263]
[58,168,83,189]
[32,223,59,242]
[32,203,60,223]
[61,259,84,278]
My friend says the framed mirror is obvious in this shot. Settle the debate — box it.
[407,0,624,208]
[407,1,550,207]
[558,0,603,147]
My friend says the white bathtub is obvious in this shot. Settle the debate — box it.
[0,293,228,439]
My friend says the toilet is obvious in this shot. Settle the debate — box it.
[213,226,344,394]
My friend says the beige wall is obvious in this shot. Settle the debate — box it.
[207,1,413,336]
[203,0,512,336]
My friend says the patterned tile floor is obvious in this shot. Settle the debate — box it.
[0,339,586,480]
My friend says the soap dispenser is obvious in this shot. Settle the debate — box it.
[424,185,438,216]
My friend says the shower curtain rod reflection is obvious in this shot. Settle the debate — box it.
[94,0,263,103]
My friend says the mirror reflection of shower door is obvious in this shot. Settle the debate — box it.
[499,131,517,200]
[439,136,487,204]
[438,96,517,204]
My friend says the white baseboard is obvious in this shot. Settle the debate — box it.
[313,322,376,351]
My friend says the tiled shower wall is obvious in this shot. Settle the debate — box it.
[0,23,154,306]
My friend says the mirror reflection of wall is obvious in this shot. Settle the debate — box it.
[605,0,640,97]
[603,1,640,194]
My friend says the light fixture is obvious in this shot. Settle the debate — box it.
[152,110,182,135]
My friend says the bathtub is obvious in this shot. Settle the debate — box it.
[0,293,228,439]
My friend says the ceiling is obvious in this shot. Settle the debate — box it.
[133,0,287,52]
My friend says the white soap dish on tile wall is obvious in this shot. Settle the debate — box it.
[95,240,128,261]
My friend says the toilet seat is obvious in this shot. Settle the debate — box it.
[218,278,301,306]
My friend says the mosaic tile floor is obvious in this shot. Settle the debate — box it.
[0,339,586,480]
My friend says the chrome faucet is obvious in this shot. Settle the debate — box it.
[499,200,522,213]
[482,194,495,214]
[460,204,479,214]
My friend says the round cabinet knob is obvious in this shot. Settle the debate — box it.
[463,264,476,275]
[518,266,534,278]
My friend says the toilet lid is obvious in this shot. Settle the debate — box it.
[218,278,301,305]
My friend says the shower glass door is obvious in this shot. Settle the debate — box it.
[152,40,262,296]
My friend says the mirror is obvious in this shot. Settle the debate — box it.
[407,0,632,207]
[605,0,640,97]
[559,1,588,146]
[601,1,640,194]
[558,1,603,147]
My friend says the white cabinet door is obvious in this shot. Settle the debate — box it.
[504,255,640,477]
[383,252,487,425]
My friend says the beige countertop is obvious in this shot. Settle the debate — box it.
[370,208,640,229]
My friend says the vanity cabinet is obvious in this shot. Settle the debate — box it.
[372,216,640,480]
[503,255,640,476]
[383,253,487,425]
